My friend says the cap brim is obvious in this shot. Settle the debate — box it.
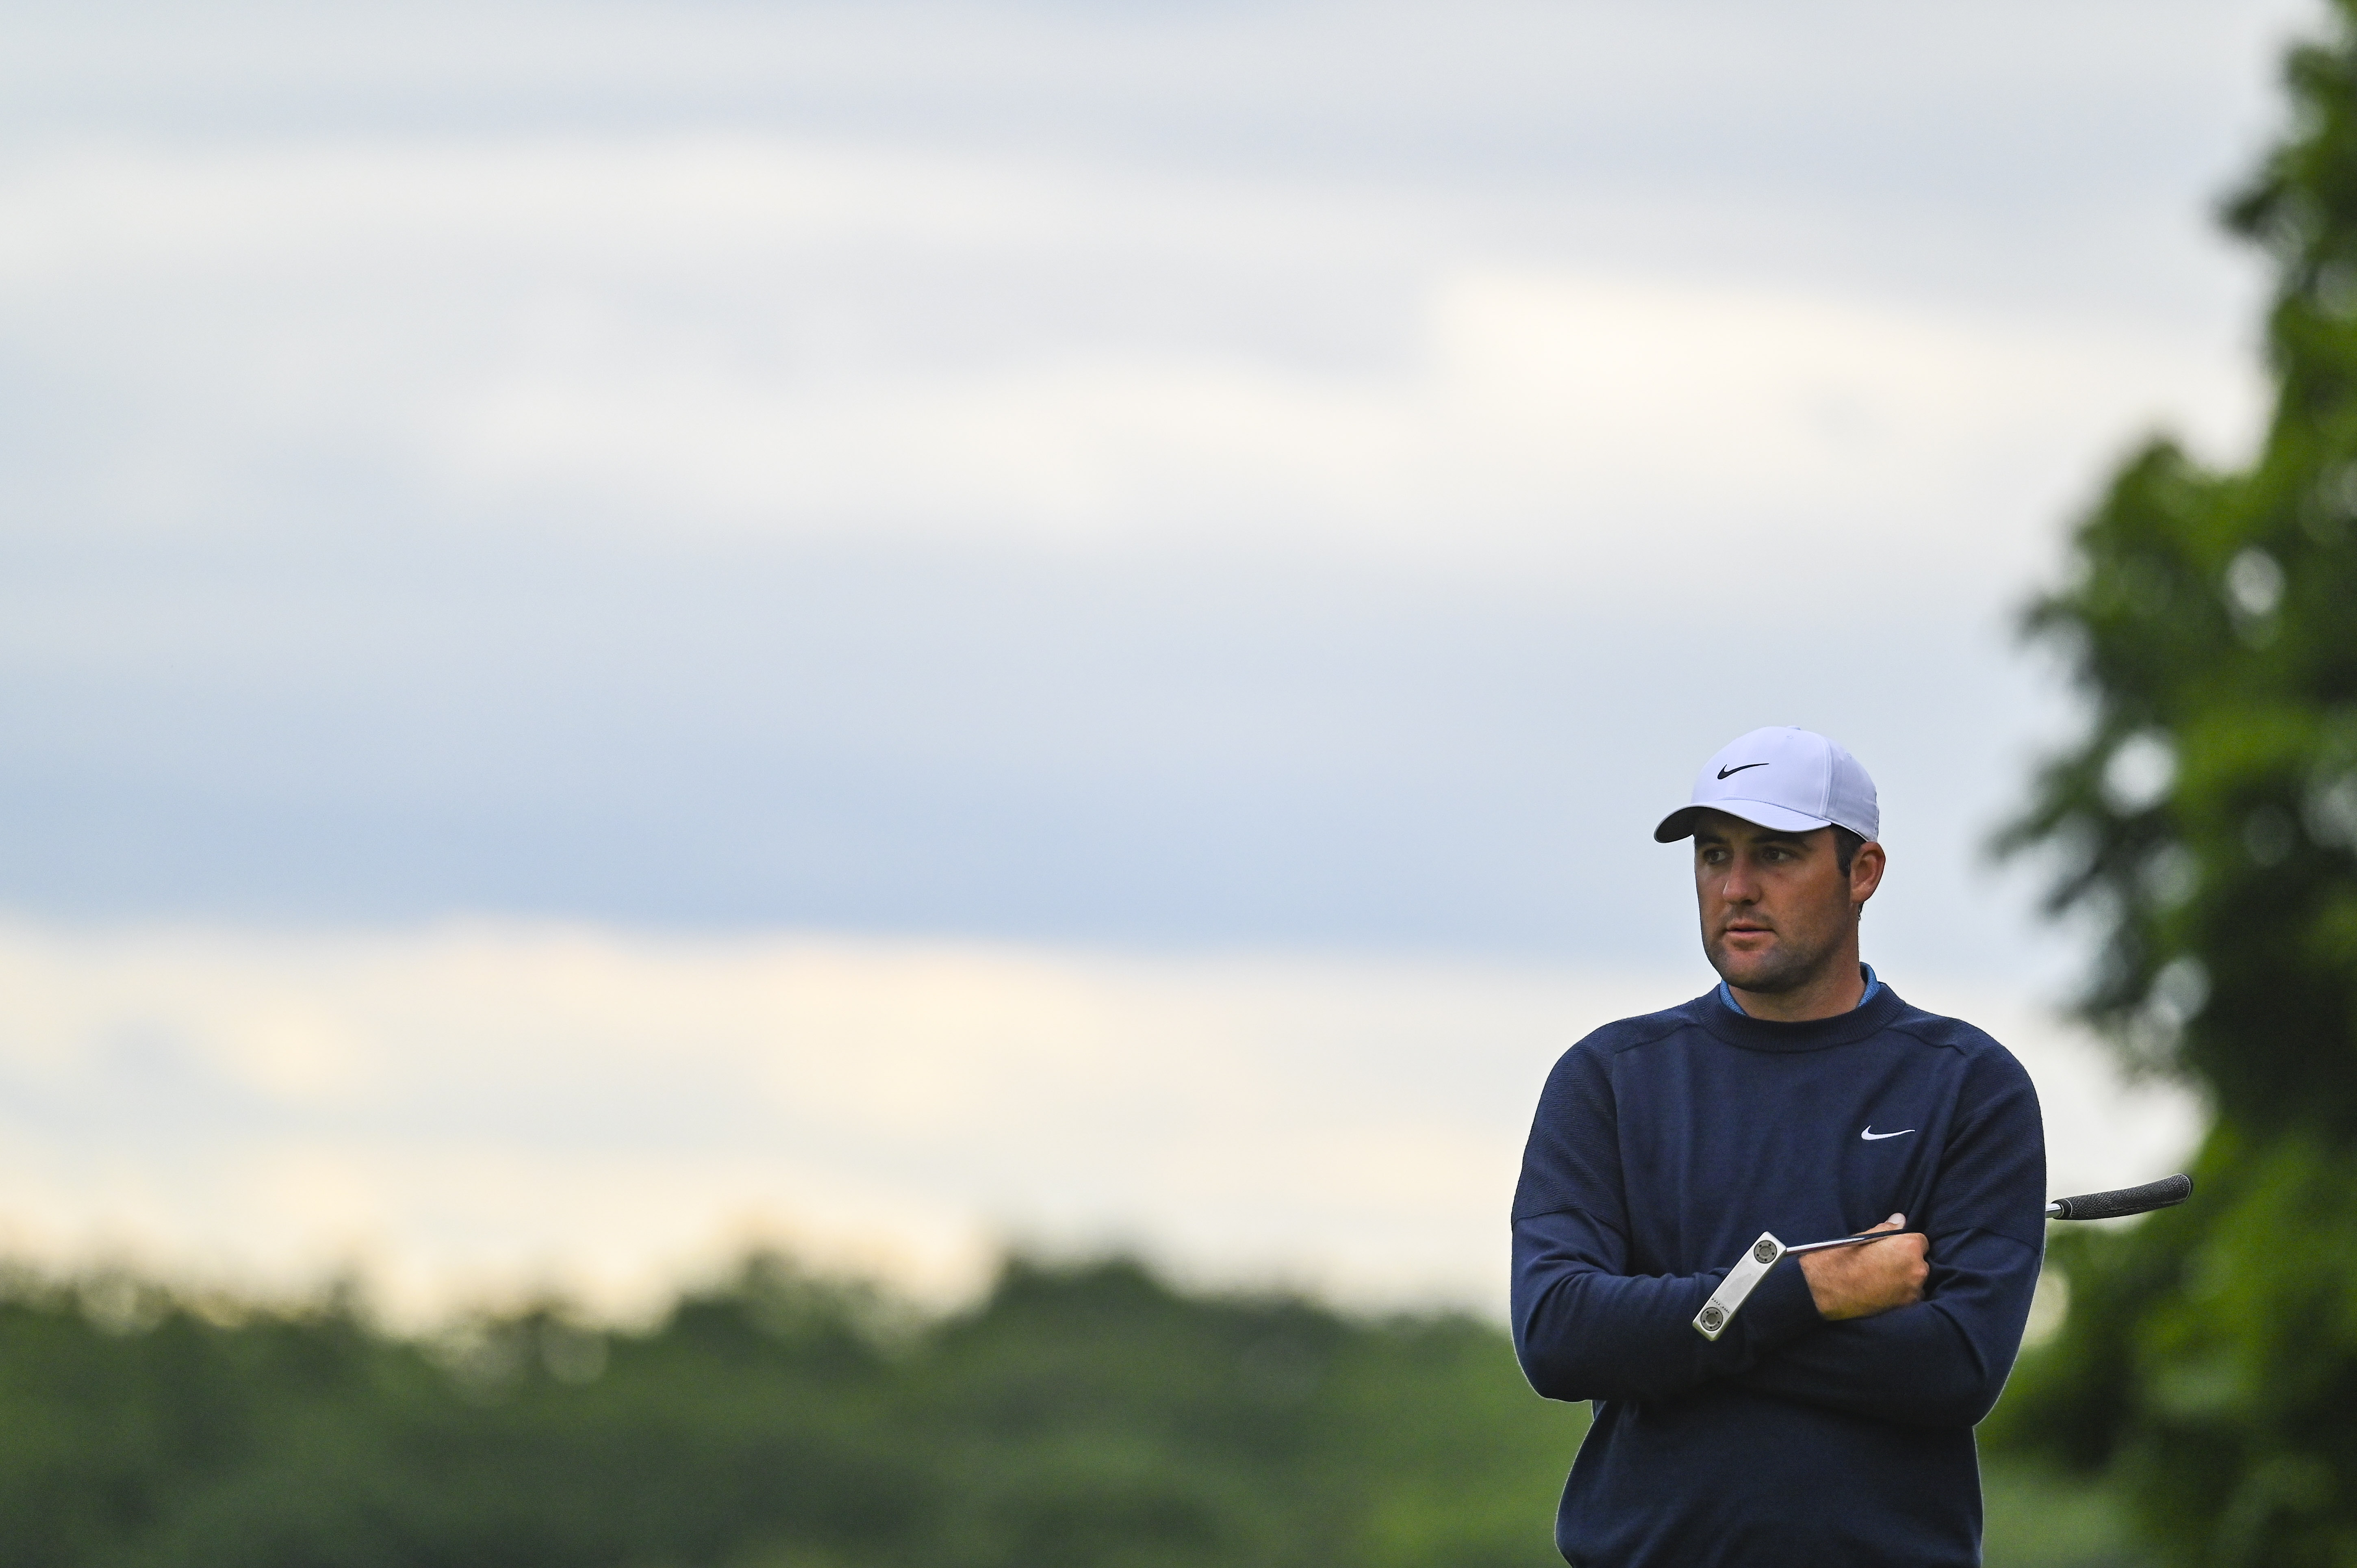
[1653,799,1836,843]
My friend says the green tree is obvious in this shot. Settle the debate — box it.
[1989,4,2357,1561]
[0,1252,1586,1567]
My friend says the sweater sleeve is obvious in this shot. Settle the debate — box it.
[1731,1228,2038,1426]
[1513,1208,1825,1401]
[1510,1039,1824,1403]
[1734,1042,2046,1427]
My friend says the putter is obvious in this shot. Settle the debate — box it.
[1690,1172,2192,1341]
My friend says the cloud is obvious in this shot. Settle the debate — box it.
[1,133,2260,583]
[444,252,2249,579]
[0,917,2196,1325]
[0,0,2290,950]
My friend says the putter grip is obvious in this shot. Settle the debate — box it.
[2047,1172,2192,1220]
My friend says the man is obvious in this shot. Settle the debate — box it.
[1512,726,2045,1567]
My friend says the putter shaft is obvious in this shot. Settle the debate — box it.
[1692,1228,1913,1340]
[1782,1230,1910,1255]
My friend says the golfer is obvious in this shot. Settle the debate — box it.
[1512,727,2045,1567]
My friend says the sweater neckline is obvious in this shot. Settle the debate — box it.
[1691,975,1906,1053]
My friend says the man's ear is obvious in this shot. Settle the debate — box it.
[1850,840,1886,910]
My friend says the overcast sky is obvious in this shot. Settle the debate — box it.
[0,0,2311,965]
[0,0,2313,1311]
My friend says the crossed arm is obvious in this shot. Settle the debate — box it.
[1800,1214,1929,1319]
[1511,1208,2036,1428]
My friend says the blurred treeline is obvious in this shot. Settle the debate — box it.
[0,1252,1585,1568]
[0,1249,2150,1568]
[1981,0,2357,1562]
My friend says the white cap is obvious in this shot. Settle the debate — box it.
[1653,726,1880,844]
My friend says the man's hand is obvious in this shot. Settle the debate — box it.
[1797,1214,1927,1321]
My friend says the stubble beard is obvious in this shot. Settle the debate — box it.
[1704,921,1843,997]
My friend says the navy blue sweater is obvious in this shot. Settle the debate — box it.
[1511,980,2044,1568]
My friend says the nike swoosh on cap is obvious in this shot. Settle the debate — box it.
[1860,1127,1914,1141]
[1716,761,1769,779]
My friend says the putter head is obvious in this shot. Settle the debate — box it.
[1692,1233,1785,1341]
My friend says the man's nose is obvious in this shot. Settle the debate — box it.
[1721,857,1759,901]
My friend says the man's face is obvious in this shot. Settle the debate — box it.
[1693,811,1875,995]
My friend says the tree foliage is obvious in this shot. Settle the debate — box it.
[1987,4,2357,1560]
[0,1254,1584,1568]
